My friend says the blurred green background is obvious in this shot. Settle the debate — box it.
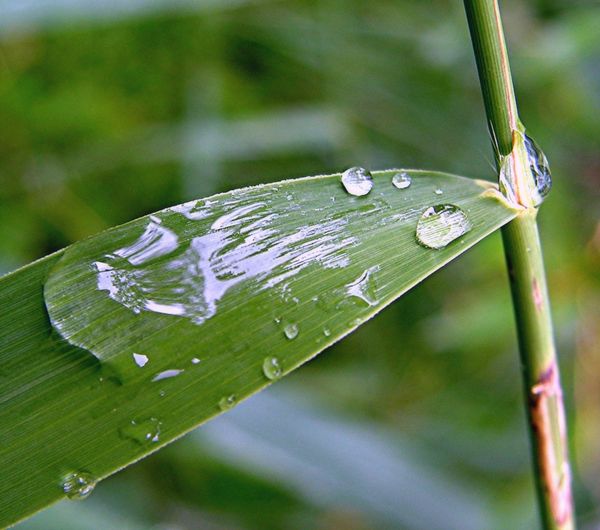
[1,0,599,528]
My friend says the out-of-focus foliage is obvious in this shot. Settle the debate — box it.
[0,0,598,528]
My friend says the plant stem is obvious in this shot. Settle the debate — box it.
[463,1,574,529]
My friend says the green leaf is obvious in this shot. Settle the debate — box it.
[0,170,515,527]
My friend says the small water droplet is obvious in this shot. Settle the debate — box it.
[283,323,299,340]
[219,394,237,411]
[524,134,552,206]
[132,353,148,367]
[191,357,201,364]
[341,167,373,196]
[151,369,184,382]
[262,357,283,380]
[61,471,96,500]
[415,204,472,249]
[392,172,412,190]
[119,417,162,445]
[323,327,331,337]
[434,188,443,195]
[344,266,380,307]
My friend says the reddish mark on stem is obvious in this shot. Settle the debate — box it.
[532,278,543,312]
[530,362,573,526]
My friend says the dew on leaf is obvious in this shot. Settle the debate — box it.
[344,266,380,307]
[219,395,237,411]
[341,167,373,196]
[392,172,412,190]
[415,204,472,249]
[61,471,96,500]
[283,323,299,340]
[132,353,148,367]
[119,417,162,445]
[151,369,184,382]
[262,356,283,380]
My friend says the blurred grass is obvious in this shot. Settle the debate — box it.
[0,0,599,528]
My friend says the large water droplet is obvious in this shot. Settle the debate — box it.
[524,134,552,206]
[392,172,411,190]
[283,323,299,340]
[219,394,237,411]
[415,204,472,249]
[344,266,380,307]
[44,185,361,372]
[262,357,283,380]
[341,167,373,196]
[61,471,96,500]
[119,417,162,445]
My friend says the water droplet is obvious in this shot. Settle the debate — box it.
[262,357,283,380]
[283,323,299,340]
[415,204,472,249]
[434,188,443,195]
[524,134,552,206]
[323,327,331,337]
[219,394,237,411]
[119,417,161,445]
[87,206,355,330]
[45,187,361,372]
[392,172,412,190]
[341,167,373,196]
[132,353,148,367]
[61,471,96,500]
[344,266,380,307]
[191,357,201,364]
[151,369,184,382]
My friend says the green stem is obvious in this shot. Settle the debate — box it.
[463,0,517,155]
[463,1,574,529]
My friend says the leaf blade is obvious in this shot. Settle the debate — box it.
[0,170,514,526]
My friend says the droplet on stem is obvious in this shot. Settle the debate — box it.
[524,134,552,206]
